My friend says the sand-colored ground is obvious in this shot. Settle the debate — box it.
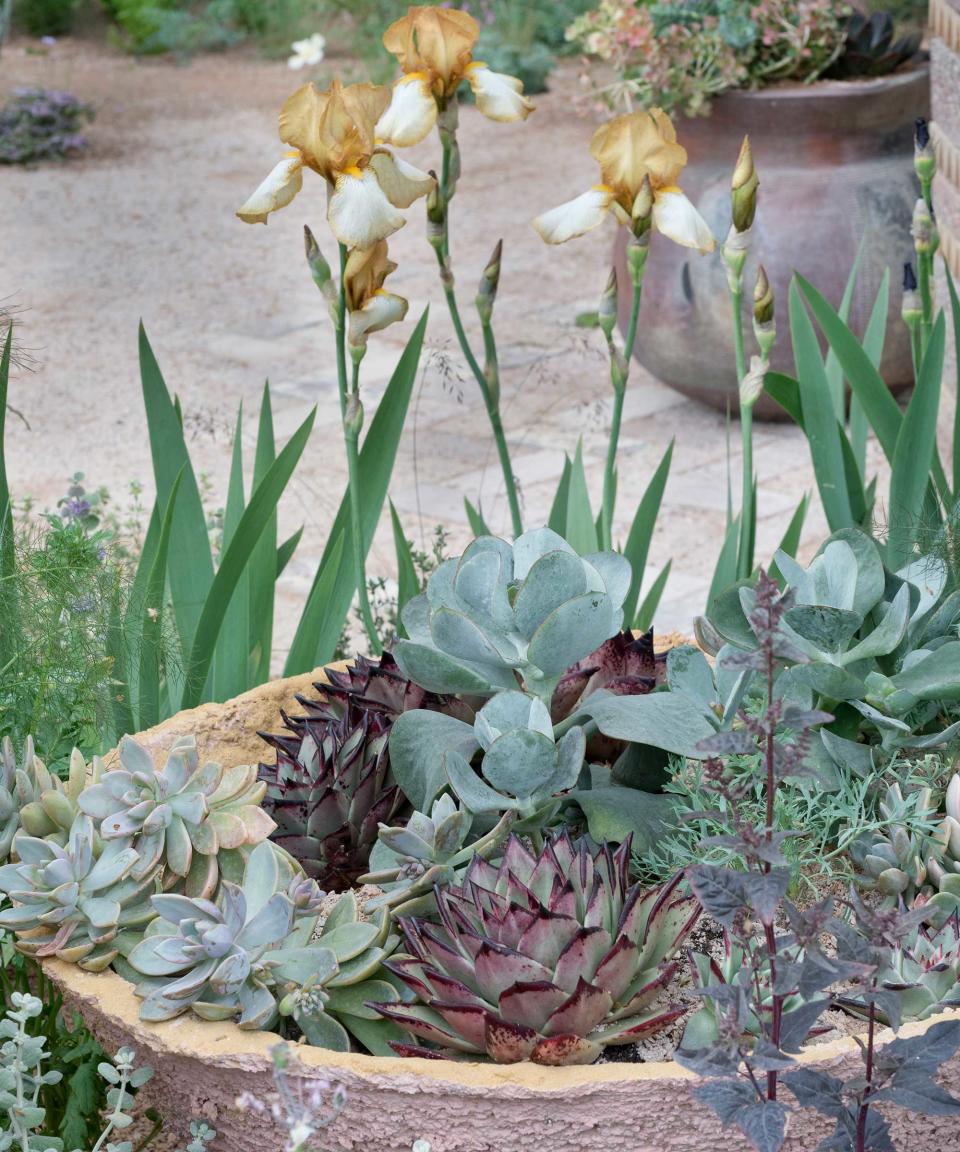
[0,31,929,665]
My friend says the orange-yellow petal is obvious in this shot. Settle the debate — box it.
[383,6,479,93]
[590,109,687,201]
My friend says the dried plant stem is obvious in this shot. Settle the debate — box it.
[435,126,522,537]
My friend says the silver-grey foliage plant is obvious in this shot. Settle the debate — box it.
[392,528,632,703]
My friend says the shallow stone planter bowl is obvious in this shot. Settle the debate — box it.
[621,66,930,420]
[43,674,960,1151]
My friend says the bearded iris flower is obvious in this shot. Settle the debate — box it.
[237,79,434,250]
[533,109,715,254]
[373,5,533,149]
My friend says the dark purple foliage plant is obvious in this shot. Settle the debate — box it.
[677,572,960,1152]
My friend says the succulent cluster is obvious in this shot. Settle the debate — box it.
[828,10,921,79]
[362,794,514,918]
[126,842,404,1052]
[853,777,960,910]
[78,735,274,899]
[392,529,631,703]
[682,936,815,1050]
[258,654,469,890]
[838,910,960,1025]
[444,691,587,827]
[700,528,960,756]
[1,736,98,854]
[373,832,699,1064]
[0,813,155,970]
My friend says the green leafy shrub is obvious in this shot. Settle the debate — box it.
[14,0,75,36]
[107,0,242,55]
[0,498,124,766]
[0,87,93,165]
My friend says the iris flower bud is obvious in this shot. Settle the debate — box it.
[752,265,776,361]
[476,239,502,326]
[731,136,758,234]
[901,262,921,327]
[598,267,618,340]
[631,174,654,238]
[303,226,334,299]
[740,354,766,409]
[626,233,649,288]
[914,117,936,185]
[912,198,933,254]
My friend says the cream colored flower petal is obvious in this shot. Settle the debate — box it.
[532,186,614,245]
[465,63,533,123]
[652,188,716,254]
[376,73,437,148]
[236,155,304,225]
[328,166,406,250]
[368,150,434,209]
[348,289,409,346]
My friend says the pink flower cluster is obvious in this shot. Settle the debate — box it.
[567,0,849,117]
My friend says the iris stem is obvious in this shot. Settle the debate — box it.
[337,243,381,656]
[435,125,523,538]
[918,249,933,360]
[731,282,754,580]
[601,277,642,550]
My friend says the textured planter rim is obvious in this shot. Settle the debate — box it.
[42,956,960,1093]
[695,63,928,108]
[35,671,960,1117]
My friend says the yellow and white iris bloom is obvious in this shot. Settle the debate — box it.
[237,79,434,251]
[533,109,715,255]
[343,241,408,347]
[373,6,533,149]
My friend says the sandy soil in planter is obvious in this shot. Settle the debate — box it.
[42,674,960,1151]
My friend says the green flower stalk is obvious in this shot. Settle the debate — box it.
[375,0,536,541]
[912,196,936,361]
[722,137,760,580]
[431,108,524,538]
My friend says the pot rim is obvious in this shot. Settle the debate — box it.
[707,60,929,107]
[44,957,960,1092]
[42,668,960,1094]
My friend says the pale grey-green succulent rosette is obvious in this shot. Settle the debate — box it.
[392,528,632,704]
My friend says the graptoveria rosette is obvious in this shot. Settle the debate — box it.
[127,842,402,1051]
[78,734,275,899]
[392,528,631,703]
[0,813,156,970]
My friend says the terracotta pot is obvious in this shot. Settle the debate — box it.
[620,66,930,420]
[41,675,960,1151]
[931,0,960,276]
